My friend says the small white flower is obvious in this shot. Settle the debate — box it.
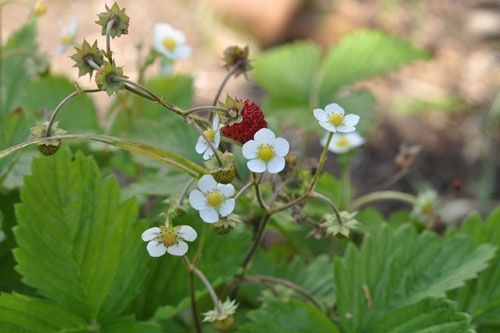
[55,19,78,56]
[141,223,197,257]
[203,299,238,323]
[320,132,364,153]
[189,175,235,223]
[242,128,289,174]
[195,115,223,160]
[313,103,360,133]
[321,211,359,238]
[153,23,191,61]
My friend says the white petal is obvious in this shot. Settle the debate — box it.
[173,45,191,60]
[319,122,336,132]
[159,60,173,76]
[336,125,355,133]
[198,174,217,193]
[203,148,214,160]
[195,137,208,154]
[200,208,219,223]
[218,183,235,197]
[273,138,290,157]
[325,103,345,116]
[213,131,221,148]
[267,157,286,174]
[344,114,360,127]
[242,140,258,159]
[166,241,188,256]
[247,159,266,173]
[146,241,167,257]
[313,109,327,122]
[254,128,275,143]
[178,225,197,242]
[189,190,207,210]
[142,227,161,241]
[212,114,220,128]
[219,199,235,217]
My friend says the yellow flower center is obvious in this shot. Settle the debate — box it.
[160,229,178,247]
[257,144,275,162]
[163,37,176,51]
[61,34,73,45]
[336,137,350,147]
[329,113,345,127]
[207,191,224,207]
[204,129,216,142]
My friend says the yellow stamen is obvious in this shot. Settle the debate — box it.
[61,34,73,44]
[204,129,216,142]
[163,37,176,51]
[257,144,275,162]
[336,137,350,147]
[207,191,223,207]
[329,113,345,127]
[161,230,178,247]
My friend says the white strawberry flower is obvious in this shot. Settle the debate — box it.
[55,19,78,55]
[313,103,359,133]
[242,128,289,174]
[189,175,235,223]
[153,23,191,61]
[320,132,364,153]
[195,115,222,160]
[141,223,197,257]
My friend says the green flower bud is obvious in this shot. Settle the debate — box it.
[95,62,128,96]
[70,40,105,78]
[95,2,130,38]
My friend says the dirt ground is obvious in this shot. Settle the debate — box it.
[3,0,500,222]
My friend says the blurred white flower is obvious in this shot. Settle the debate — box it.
[189,175,235,223]
[141,223,197,257]
[320,132,364,153]
[313,103,359,133]
[55,19,78,55]
[242,128,289,174]
[195,115,222,160]
[153,23,191,61]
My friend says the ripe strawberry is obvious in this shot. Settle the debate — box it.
[221,99,267,144]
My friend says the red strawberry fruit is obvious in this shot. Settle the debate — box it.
[221,99,267,144]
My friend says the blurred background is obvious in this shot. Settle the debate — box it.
[3,0,500,220]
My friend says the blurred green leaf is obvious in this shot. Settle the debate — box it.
[370,298,473,333]
[101,315,160,333]
[253,41,321,104]
[238,298,339,332]
[318,29,429,104]
[447,208,500,326]
[0,292,87,332]
[1,19,37,116]
[14,147,148,322]
[334,224,495,332]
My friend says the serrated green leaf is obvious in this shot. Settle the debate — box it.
[13,147,148,322]
[238,298,339,333]
[101,315,160,333]
[0,292,88,332]
[318,29,429,103]
[20,75,100,132]
[448,207,500,326]
[334,224,495,332]
[369,298,473,333]
[253,41,321,104]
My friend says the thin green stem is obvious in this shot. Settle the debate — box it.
[184,106,229,117]
[309,191,342,226]
[234,180,253,201]
[45,89,101,137]
[241,213,271,272]
[85,57,102,71]
[308,132,333,193]
[188,270,202,333]
[349,191,418,211]
[212,64,239,106]
[110,75,185,116]
[243,275,325,312]
[183,256,223,315]
[177,178,196,206]
[105,17,117,61]
[252,173,269,212]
